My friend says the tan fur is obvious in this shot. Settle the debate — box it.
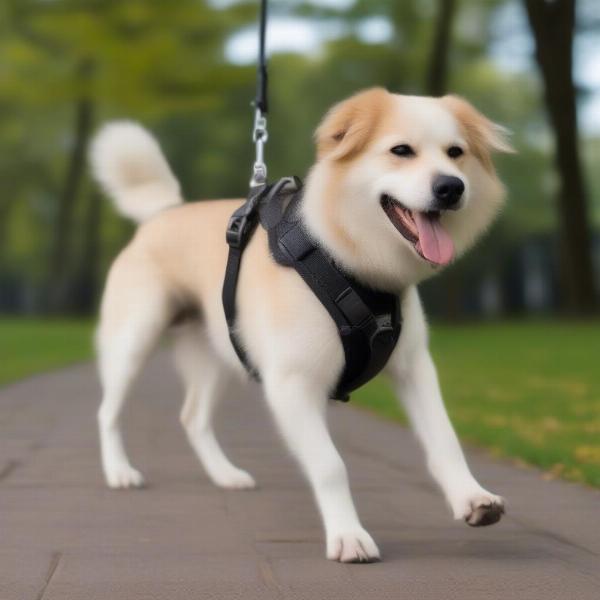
[315,87,392,160]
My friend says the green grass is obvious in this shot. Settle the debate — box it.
[354,321,600,488]
[2,318,599,487]
[0,319,94,386]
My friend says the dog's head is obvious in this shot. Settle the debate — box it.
[302,87,514,290]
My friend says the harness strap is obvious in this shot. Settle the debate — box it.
[222,183,270,378]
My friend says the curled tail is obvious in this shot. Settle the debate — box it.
[90,121,182,223]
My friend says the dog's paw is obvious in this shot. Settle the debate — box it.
[212,467,257,490]
[454,490,505,527]
[105,464,145,489]
[327,529,381,563]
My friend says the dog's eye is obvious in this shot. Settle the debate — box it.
[447,146,464,159]
[390,144,416,158]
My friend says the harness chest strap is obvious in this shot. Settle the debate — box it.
[222,177,402,401]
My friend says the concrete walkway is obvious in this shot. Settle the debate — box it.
[0,354,599,599]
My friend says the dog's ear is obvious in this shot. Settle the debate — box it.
[315,87,390,161]
[441,95,515,171]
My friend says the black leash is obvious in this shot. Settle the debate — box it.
[255,0,268,115]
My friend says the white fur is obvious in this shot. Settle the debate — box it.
[92,93,508,563]
[90,121,182,223]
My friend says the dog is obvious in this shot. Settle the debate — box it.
[90,87,513,563]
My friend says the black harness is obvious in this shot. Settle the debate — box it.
[222,176,402,401]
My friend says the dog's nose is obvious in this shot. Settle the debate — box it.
[432,175,464,209]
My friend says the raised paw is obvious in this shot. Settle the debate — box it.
[327,529,381,563]
[212,467,257,490]
[105,464,145,489]
[461,492,506,527]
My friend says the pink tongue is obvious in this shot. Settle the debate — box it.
[413,212,455,266]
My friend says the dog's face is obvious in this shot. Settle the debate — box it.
[304,88,513,290]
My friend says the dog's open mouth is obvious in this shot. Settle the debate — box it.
[380,194,455,266]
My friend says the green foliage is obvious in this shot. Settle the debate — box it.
[354,321,600,487]
[0,318,93,384]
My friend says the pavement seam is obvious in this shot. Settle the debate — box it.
[222,489,286,597]
[35,551,62,600]
[257,556,285,599]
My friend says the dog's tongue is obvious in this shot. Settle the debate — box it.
[414,212,455,266]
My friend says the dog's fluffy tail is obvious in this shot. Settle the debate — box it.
[90,121,182,223]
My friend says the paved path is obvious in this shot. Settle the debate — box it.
[0,355,599,599]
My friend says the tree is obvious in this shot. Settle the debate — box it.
[48,62,96,312]
[524,0,596,313]
[72,190,102,313]
[425,0,456,96]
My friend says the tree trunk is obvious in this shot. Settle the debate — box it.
[425,0,457,96]
[47,95,94,313]
[425,0,463,319]
[72,190,102,314]
[523,0,596,313]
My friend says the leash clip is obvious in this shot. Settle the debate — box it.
[251,108,268,187]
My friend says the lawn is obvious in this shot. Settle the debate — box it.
[354,320,600,487]
[1,318,599,487]
[0,318,94,386]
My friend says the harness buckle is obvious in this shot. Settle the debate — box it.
[367,315,397,348]
[226,184,269,249]
[225,213,250,249]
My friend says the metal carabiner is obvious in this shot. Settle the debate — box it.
[251,108,268,187]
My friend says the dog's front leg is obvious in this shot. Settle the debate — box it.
[264,372,380,562]
[387,287,505,526]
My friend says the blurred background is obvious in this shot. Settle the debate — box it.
[1,0,599,486]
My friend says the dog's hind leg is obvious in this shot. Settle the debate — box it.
[96,256,171,489]
[172,325,256,490]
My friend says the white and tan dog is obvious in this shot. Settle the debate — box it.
[91,88,513,563]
